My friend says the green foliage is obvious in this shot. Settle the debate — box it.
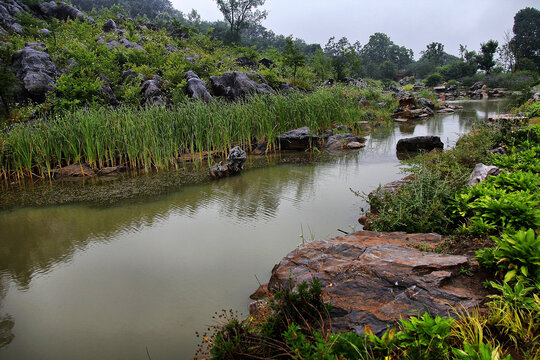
[453,181,540,237]
[398,313,454,360]
[215,0,267,41]
[476,40,499,74]
[511,7,540,72]
[283,36,306,85]
[367,166,461,234]
[493,229,540,283]
[425,72,443,87]
[452,341,512,360]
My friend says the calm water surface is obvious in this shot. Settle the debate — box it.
[0,100,502,359]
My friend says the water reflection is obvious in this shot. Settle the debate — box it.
[0,100,503,358]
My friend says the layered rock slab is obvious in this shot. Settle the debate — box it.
[268,231,483,336]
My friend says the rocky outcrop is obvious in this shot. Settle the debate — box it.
[468,163,502,186]
[396,136,443,153]
[325,133,366,151]
[102,19,117,32]
[393,96,433,120]
[277,127,319,151]
[38,1,94,23]
[209,146,247,179]
[235,56,257,68]
[141,76,164,105]
[97,74,119,106]
[259,58,275,68]
[0,0,31,34]
[268,231,485,335]
[12,42,59,103]
[209,71,275,100]
[185,71,212,103]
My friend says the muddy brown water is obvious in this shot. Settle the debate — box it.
[0,100,503,359]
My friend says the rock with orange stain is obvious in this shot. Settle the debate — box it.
[267,231,484,336]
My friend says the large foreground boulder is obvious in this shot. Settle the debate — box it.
[277,127,319,151]
[209,146,247,179]
[185,71,212,103]
[12,42,59,103]
[209,71,275,100]
[268,231,484,335]
[396,136,443,152]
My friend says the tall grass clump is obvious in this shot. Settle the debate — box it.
[0,86,395,180]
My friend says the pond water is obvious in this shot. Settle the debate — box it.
[0,100,503,359]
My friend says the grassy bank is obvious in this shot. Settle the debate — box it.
[0,86,395,180]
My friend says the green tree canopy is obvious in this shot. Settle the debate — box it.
[214,0,267,42]
[476,40,499,74]
[511,7,540,71]
[283,36,306,84]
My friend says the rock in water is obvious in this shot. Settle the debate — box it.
[277,127,319,151]
[324,133,366,151]
[268,231,484,335]
[396,136,443,152]
[209,146,247,179]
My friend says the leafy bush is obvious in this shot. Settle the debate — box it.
[366,166,464,234]
[425,73,443,87]
[397,313,454,360]
[453,183,540,237]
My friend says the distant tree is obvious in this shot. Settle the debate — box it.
[359,32,413,78]
[510,7,540,71]
[379,60,397,80]
[214,0,268,42]
[187,9,201,27]
[324,37,362,80]
[283,36,306,84]
[309,48,332,80]
[476,40,498,74]
[498,31,516,72]
[422,42,445,66]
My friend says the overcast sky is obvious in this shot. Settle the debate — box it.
[170,0,538,59]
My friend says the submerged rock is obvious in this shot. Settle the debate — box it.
[209,146,247,179]
[54,163,96,178]
[324,133,366,151]
[396,136,443,153]
[268,231,484,336]
[277,127,319,151]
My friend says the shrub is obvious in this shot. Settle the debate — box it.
[425,73,443,87]
[397,313,454,360]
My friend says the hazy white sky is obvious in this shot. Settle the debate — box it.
[170,0,538,59]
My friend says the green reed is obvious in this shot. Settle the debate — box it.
[0,86,395,179]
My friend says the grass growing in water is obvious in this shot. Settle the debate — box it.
[0,86,395,180]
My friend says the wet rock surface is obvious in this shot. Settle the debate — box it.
[268,231,484,335]
[209,146,247,179]
[185,71,212,102]
[209,71,275,100]
[325,133,366,151]
[38,1,94,23]
[12,42,59,103]
[277,127,319,151]
[468,163,502,186]
[396,136,443,153]
[54,163,96,178]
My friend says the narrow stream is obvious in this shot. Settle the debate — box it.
[0,100,503,359]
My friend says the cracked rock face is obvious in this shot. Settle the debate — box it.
[268,231,484,336]
[12,42,59,103]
